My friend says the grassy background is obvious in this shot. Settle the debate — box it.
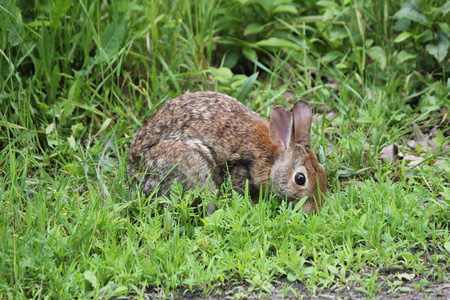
[1,0,449,298]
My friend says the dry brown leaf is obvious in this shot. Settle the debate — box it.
[436,283,450,291]
[412,124,437,152]
[326,111,337,120]
[434,159,447,171]
[407,140,417,150]
[379,143,428,168]
[380,144,399,163]
[404,154,426,167]
[396,273,415,281]
[283,91,296,102]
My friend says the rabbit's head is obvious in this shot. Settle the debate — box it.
[269,100,327,213]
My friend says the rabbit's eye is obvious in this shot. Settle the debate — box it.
[294,172,306,186]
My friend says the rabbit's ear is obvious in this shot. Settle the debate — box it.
[292,100,312,144]
[270,106,292,153]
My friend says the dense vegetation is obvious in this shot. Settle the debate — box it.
[1,0,449,298]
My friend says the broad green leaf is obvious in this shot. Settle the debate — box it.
[437,22,449,35]
[254,0,273,13]
[327,264,339,275]
[51,0,72,26]
[321,51,342,63]
[256,37,299,50]
[335,62,350,70]
[7,6,24,46]
[68,78,80,101]
[416,279,430,289]
[293,196,308,213]
[358,213,366,227]
[329,28,348,42]
[244,23,264,36]
[394,32,412,43]
[96,118,112,136]
[208,67,233,84]
[441,185,450,200]
[444,242,450,253]
[418,29,433,44]
[435,2,450,16]
[84,271,98,288]
[0,120,27,130]
[99,18,125,60]
[66,78,80,117]
[367,46,387,70]
[206,208,224,226]
[49,64,61,103]
[117,1,143,12]
[223,51,239,69]
[365,39,374,48]
[273,4,297,14]
[396,50,417,65]
[394,19,411,32]
[26,20,51,27]
[38,26,54,82]
[316,1,338,8]
[425,34,449,63]
[46,123,55,135]
[287,273,298,282]
[394,7,427,25]
[71,122,85,136]
[113,286,129,296]
[62,99,107,117]
[233,72,259,103]
[243,47,257,60]
[230,74,249,90]
[67,135,76,150]
[293,15,323,22]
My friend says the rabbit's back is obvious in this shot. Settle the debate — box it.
[129,92,278,196]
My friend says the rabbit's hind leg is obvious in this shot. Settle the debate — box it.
[132,139,218,197]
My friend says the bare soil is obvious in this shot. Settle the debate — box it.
[139,276,450,299]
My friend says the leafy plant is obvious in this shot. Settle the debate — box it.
[393,0,450,69]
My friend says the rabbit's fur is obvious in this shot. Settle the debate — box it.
[128,91,326,213]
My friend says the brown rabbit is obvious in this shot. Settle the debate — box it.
[128,91,326,213]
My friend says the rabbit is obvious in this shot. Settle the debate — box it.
[128,91,327,213]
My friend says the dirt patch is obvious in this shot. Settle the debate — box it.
[138,276,450,299]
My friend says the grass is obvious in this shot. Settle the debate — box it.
[1,0,449,298]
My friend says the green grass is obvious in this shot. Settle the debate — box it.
[1,0,449,298]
